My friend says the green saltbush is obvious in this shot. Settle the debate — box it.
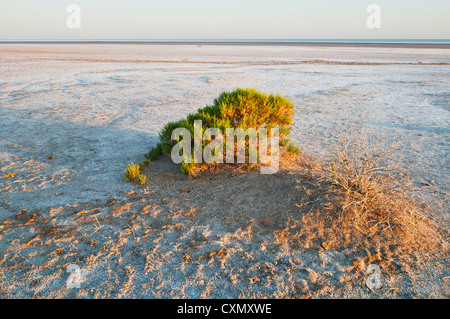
[146,88,295,174]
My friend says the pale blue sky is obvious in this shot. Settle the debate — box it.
[0,0,449,39]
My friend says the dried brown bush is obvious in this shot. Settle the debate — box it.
[321,128,446,254]
[328,128,400,196]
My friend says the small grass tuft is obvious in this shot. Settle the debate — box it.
[125,163,148,185]
[124,163,141,182]
[286,142,301,156]
[279,138,290,147]
[137,174,147,185]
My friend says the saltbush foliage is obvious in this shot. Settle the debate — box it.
[124,162,147,184]
[124,163,140,182]
[146,88,295,174]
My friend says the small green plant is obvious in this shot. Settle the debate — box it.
[146,143,163,161]
[286,142,301,156]
[125,163,149,185]
[137,174,147,185]
[279,138,290,147]
[124,163,141,182]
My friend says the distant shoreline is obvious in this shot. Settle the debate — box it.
[1,40,450,49]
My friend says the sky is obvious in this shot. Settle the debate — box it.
[0,0,449,40]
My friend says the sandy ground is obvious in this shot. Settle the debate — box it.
[0,44,449,298]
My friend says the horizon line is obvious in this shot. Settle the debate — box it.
[1,39,449,48]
